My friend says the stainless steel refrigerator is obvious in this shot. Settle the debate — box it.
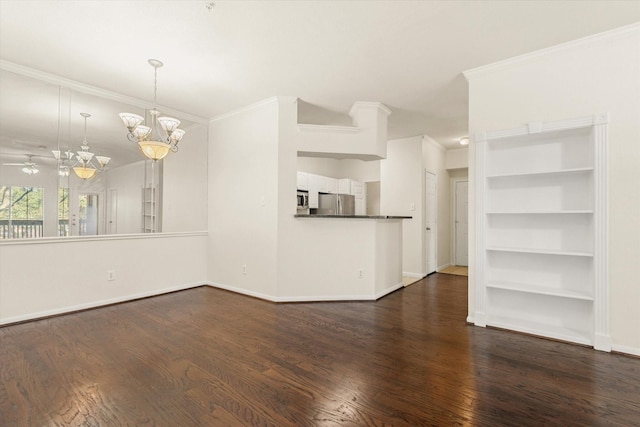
[316,193,355,215]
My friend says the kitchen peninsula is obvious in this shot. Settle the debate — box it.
[285,214,411,301]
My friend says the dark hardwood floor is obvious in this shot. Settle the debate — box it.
[1,274,639,426]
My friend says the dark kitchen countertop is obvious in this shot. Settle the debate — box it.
[294,214,412,219]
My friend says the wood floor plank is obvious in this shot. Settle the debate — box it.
[1,274,640,426]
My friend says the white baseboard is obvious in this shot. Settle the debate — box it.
[437,263,451,272]
[593,333,612,352]
[612,344,640,357]
[206,281,279,302]
[374,282,404,300]
[402,272,425,279]
[466,315,474,324]
[0,281,207,326]
[473,312,487,327]
[206,281,404,302]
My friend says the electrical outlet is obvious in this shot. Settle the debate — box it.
[107,270,115,281]
[358,268,364,278]
[260,196,266,207]
[242,264,247,275]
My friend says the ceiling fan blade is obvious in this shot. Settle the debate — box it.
[1,163,26,166]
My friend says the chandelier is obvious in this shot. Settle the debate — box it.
[119,59,185,161]
[69,113,111,180]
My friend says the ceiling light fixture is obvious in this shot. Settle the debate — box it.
[119,59,185,161]
[21,156,39,175]
[21,164,39,175]
[459,136,469,146]
[2,155,39,175]
[72,113,111,180]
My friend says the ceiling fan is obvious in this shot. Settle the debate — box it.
[2,155,40,175]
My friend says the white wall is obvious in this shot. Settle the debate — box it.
[296,157,343,178]
[162,124,208,232]
[465,24,640,354]
[297,157,380,183]
[0,233,207,324]
[379,134,453,277]
[339,158,380,182]
[208,98,280,298]
[380,136,424,276]
[422,136,452,271]
[366,181,381,215]
[445,147,469,170]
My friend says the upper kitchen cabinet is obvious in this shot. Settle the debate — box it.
[296,171,308,190]
[297,102,391,161]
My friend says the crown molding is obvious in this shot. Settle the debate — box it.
[209,96,280,123]
[0,59,208,125]
[298,123,361,134]
[423,135,446,152]
[349,101,392,118]
[463,22,640,80]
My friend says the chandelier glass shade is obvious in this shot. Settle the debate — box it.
[52,150,75,177]
[119,59,185,161]
[72,165,97,180]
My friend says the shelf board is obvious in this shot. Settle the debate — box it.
[486,210,593,215]
[486,281,593,301]
[486,246,593,257]
[486,167,594,179]
[486,317,592,346]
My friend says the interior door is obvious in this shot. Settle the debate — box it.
[79,193,99,236]
[425,171,437,275]
[107,189,117,234]
[455,181,469,266]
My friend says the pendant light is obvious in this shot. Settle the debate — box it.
[119,59,185,161]
[72,113,111,180]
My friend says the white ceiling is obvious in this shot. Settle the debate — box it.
[1,0,639,150]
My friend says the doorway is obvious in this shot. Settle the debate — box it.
[454,180,468,266]
[425,171,437,275]
[79,193,100,236]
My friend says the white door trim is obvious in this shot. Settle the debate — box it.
[424,169,437,275]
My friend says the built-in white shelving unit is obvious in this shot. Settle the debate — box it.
[142,186,156,233]
[474,114,610,351]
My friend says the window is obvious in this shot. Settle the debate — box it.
[58,187,69,236]
[0,186,44,239]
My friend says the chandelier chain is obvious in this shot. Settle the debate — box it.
[153,65,158,107]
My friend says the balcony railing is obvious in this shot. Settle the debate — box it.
[0,220,43,239]
[0,220,87,239]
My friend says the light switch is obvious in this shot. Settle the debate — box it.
[410,202,416,211]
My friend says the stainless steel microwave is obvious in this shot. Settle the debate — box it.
[297,190,309,213]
